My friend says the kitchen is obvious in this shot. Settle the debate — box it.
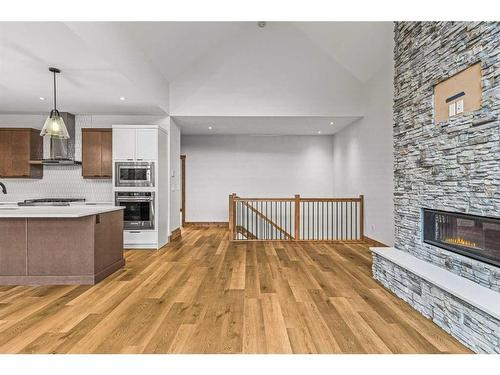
[0,67,181,285]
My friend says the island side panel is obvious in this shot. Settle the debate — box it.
[94,210,125,282]
[27,216,95,277]
[0,218,27,276]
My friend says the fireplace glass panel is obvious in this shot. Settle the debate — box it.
[423,209,500,267]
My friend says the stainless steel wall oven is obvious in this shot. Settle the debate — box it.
[115,192,155,230]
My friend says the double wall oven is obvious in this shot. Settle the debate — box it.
[115,162,155,187]
[114,161,156,231]
[115,191,155,230]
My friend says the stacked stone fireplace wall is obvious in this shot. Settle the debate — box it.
[393,22,500,291]
[377,21,500,353]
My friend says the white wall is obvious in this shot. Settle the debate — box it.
[181,135,334,222]
[332,65,394,245]
[0,114,168,203]
[168,118,181,232]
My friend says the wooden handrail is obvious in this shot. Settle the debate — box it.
[234,198,295,202]
[236,225,257,240]
[299,197,362,202]
[294,194,300,240]
[359,194,364,240]
[233,197,362,202]
[228,193,236,240]
[240,200,294,240]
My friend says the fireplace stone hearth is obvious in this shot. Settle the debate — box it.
[371,248,500,353]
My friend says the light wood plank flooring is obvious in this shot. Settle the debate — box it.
[0,226,471,354]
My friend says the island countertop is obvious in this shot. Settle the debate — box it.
[0,204,124,218]
[0,207,125,285]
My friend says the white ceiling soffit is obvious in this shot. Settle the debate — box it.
[294,22,394,83]
[172,116,361,135]
[0,22,167,115]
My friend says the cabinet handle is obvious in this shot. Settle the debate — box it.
[130,231,141,233]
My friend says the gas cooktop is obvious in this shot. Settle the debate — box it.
[17,198,86,206]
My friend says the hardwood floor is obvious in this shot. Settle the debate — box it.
[0,226,471,354]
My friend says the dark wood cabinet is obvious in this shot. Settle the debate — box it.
[0,128,43,179]
[82,128,112,178]
[101,130,112,176]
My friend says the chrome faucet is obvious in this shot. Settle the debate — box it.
[0,182,6,194]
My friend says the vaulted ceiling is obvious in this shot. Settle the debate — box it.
[0,21,393,134]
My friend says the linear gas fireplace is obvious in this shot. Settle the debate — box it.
[423,209,500,268]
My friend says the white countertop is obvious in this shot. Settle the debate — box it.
[0,204,124,218]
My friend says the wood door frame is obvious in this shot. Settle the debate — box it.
[181,154,186,226]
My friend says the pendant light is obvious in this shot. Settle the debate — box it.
[40,67,69,139]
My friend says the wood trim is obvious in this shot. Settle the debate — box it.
[81,128,112,133]
[0,128,40,131]
[184,222,229,227]
[234,198,295,202]
[169,228,182,242]
[236,225,257,240]
[228,194,235,239]
[294,194,300,240]
[362,235,388,247]
[359,194,364,240]
[300,197,362,202]
[231,240,366,244]
[181,155,186,226]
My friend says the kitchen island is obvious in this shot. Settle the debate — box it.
[0,205,125,285]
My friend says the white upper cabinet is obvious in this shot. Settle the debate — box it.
[112,128,136,160]
[112,127,159,160]
[135,129,158,160]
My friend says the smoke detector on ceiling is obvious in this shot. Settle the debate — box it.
[257,21,267,28]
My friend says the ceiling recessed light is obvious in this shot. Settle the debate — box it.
[208,126,213,130]
[39,97,45,101]
[317,131,322,134]
[119,97,126,101]
[330,121,334,125]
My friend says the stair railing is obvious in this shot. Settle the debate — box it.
[228,193,364,242]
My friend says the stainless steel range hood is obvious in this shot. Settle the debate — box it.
[32,112,82,165]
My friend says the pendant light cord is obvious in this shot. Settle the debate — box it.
[53,70,57,111]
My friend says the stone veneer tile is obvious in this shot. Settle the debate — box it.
[393,21,500,291]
